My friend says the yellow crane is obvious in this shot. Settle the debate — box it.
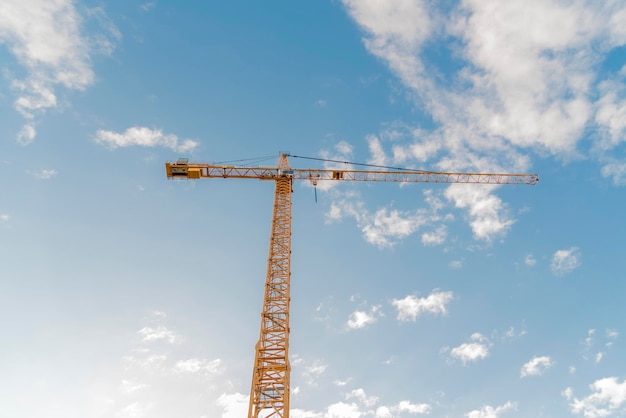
[165,153,539,418]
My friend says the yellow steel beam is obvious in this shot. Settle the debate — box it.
[166,161,539,185]
[248,154,292,418]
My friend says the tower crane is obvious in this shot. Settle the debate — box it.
[165,153,539,418]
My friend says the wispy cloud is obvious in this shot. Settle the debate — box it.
[346,305,382,330]
[448,333,490,365]
[421,225,447,246]
[217,393,249,418]
[0,0,120,144]
[520,355,554,378]
[524,254,537,267]
[111,313,231,417]
[563,377,626,418]
[137,326,181,344]
[607,329,619,339]
[327,188,447,248]
[445,184,514,242]
[341,0,626,243]
[601,161,626,186]
[140,2,156,12]
[347,388,378,408]
[174,358,223,375]
[582,327,619,363]
[95,127,199,152]
[291,390,431,417]
[374,400,431,417]
[27,169,57,180]
[298,358,328,386]
[367,135,388,166]
[449,259,463,269]
[465,401,517,418]
[551,247,582,276]
[392,289,453,321]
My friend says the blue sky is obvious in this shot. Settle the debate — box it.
[1,1,626,417]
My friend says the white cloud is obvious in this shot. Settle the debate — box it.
[306,361,327,376]
[392,290,453,321]
[564,377,626,418]
[28,168,57,179]
[502,326,526,340]
[421,225,447,246]
[123,353,168,373]
[315,99,327,107]
[586,329,596,346]
[0,0,119,143]
[551,247,582,276]
[524,254,536,267]
[151,311,167,319]
[363,207,425,248]
[367,135,388,166]
[465,401,517,418]
[343,0,626,157]
[375,400,432,416]
[445,184,513,242]
[450,333,490,365]
[347,388,379,408]
[292,410,323,418]
[396,400,431,414]
[347,305,382,330]
[326,196,430,248]
[292,408,323,418]
[1,214,9,223]
[595,81,626,150]
[302,359,327,385]
[17,123,37,145]
[116,401,153,418]
[326,187,447,248]
[95,127,199,152]
[326,402,362,418]
[121,379,148,394]
[375,406,392,418]
[174,358,223,375]
[216,393,249,418]
[449,259,463,269]
[601,161,626,186]
[103,314,248,418]
[137,326,181,344]
[140,2,156,12]
[520,356,553,377]
[334,379,351,387]
[340,0,626,246]
[292,391,431,418]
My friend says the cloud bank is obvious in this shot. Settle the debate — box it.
[341,0,626,241]
[0,0,120,144]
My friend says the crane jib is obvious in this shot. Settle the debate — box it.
[165,162,539,185]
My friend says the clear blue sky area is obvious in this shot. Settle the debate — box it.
[1,1,626,417]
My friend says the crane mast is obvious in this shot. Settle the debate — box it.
[248,155,293,418]
[165,153,538,418]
